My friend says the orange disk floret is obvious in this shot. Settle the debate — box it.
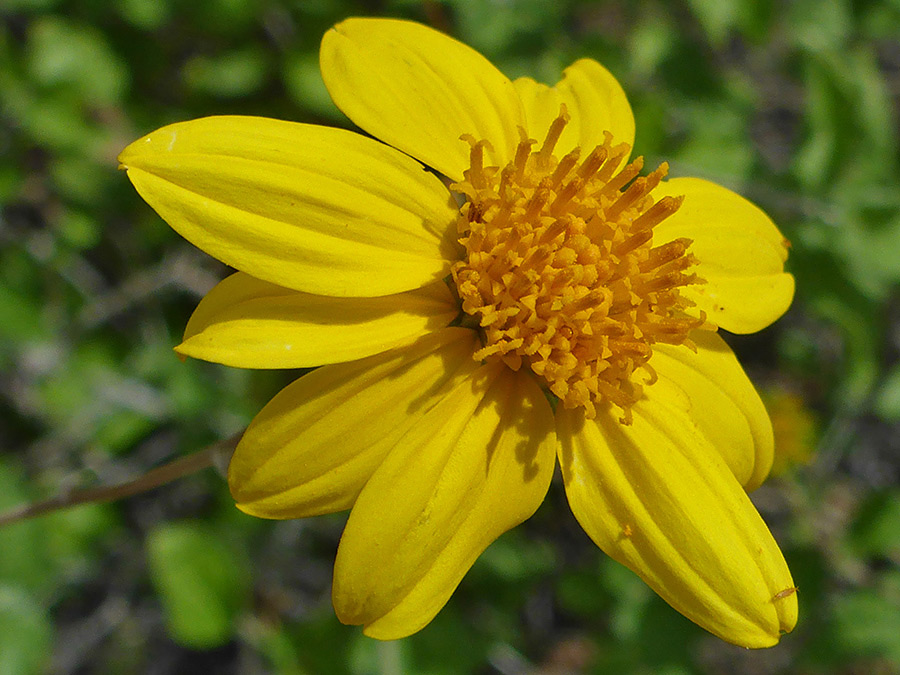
[450,107,711,423]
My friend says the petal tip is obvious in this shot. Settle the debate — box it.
[232,499,261,518]
[728,586,798,648]
[229,477,277,520]
[773,586,799,635]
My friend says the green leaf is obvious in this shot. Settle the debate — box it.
[684,0,742,46]
[51,156,114,206]
[0,164,22,203]
[628,11,677,80]
[0,282,45,342]
[671,103,755,181]
[116,0,172,29]
[182,48,269,98]
[874,365,900,422]
[836,213,900,302]
[407,604,487,675]
[556,565,613,618]
[444,0,565,55]
[282,51,342,121]
[248,621,306,675]
[0,463,55,595]
[17,93,102,154]
[794,48,897,190]
[0,586,53,675]
[289,612,355,675]
[186,0,262,34]
[809,292,879,411]
[844,49,898,164]
[0,0,59,10]
[94,409,157,453]
[791,227,881,410]
[786,0,851,52]
[849,490,900,558]
[146,521,250,648]
[832,578,900,663]
[476,530,555,582]
[26,16,129,104]
[792,59,839,189]
[57,209,102,251]
[862,3,900,39]
[637,596,697,666]
[601,557,654,641]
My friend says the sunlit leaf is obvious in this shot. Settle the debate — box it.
[832,578,900,664]
[874,365,900,422]
[849,490,900,559]
[182,48,269,98]
[146,521,251,649]
[0,586,53,675]
[25,16,128,103]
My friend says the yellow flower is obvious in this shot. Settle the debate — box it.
[765,388,817,476]
[119,18,797,647]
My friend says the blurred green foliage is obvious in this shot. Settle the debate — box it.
[1,0,899,673]
[146,520,252,648]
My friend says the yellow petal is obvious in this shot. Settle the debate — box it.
[557,383,797,648]
[176,273,458,368]
[653,177,795,334]
[333,365,556,639]
[651,331,774,491]
[229,328,480,518]
[513,58,635,156]
[320,18,524,182]
[119,116,459,297]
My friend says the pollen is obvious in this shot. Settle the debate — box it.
[450,107,710,423]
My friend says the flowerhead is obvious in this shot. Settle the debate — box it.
[119,18,797,647]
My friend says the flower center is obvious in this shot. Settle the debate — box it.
[450,108,707,423]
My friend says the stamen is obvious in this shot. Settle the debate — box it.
[537,105,570,164]
[551,148,581,185]
[599,156,643,196]
[631,195,684,231]
[578,145,609,179]
[450,108,710,422]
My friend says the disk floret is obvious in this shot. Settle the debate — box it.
[451,109,708,422]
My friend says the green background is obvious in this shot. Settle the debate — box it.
[1,0,899,672]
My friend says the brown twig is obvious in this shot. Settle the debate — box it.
[0,435,240,528]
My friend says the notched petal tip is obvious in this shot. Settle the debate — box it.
[320,16,524,181]
[118,116,457,298]
[332,366,556,639]
[772,584,799,637]
[652,332,776,491]
[513,57,635,159]
[724,581,799,648]
[556,391,798,650]
[653,177,795,335]
[227,329,483,521]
